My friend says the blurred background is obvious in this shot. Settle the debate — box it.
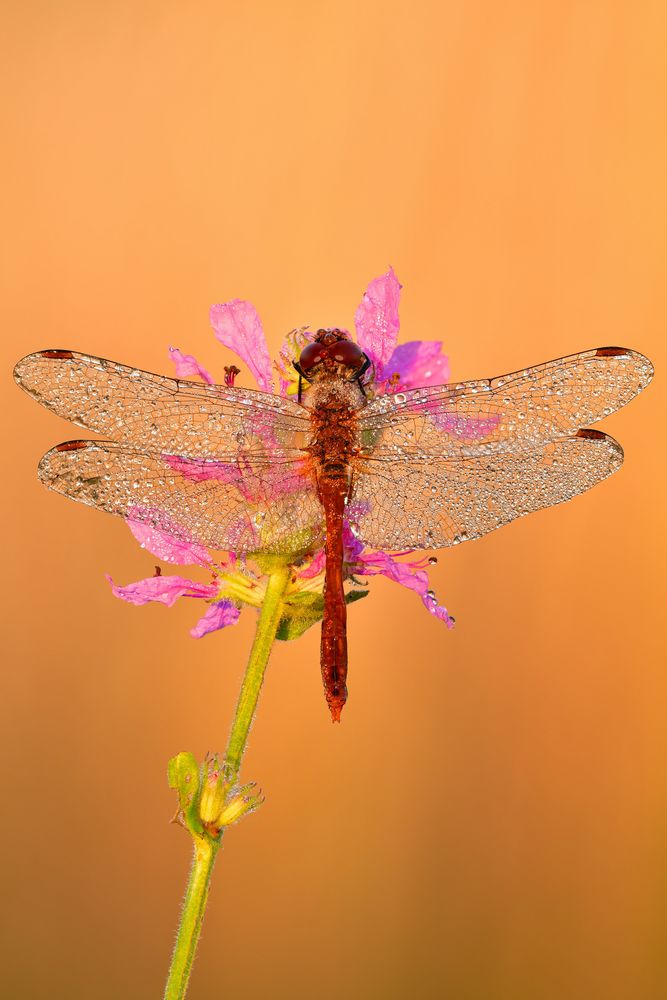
[2,3,666,998]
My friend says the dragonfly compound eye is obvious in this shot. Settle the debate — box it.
[324,339,365,371]
[298,341,327,373]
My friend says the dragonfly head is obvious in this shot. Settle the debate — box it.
[295,329,369,383]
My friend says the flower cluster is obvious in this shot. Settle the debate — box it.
[168,751,263,839]
[107,269,454,636]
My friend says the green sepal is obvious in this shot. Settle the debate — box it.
[276,588,369,642]
[168,751,204,836]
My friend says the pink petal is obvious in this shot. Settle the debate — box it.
[163,454,243,484]
[209,299,273,393]
[168,347,215,385]
[354,268,402,376]
[167,454,266,507]
[431,411,502,441]
[106,573,217,607]
[190,599,240,638]
[163,452,311,508]
[298,548,326,579]
[353,550,455,628]
[383,341,450,390]
[126,515,212,568]
[342,521,365,563]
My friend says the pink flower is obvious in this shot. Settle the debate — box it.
[172,269,451,399]
[108,515,242,638]
[110,500,330,639]
[110,270,454,636]
[106,569,240,638]
[342,525,454,627]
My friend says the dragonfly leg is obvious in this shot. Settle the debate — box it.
[293,361,310,404]
[357,354,372,377]
[352,354,372,396]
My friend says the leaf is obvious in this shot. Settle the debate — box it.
[345,589,369,607]
[276,591,324,642]
[276,588,369,642]
[168,751,204,835]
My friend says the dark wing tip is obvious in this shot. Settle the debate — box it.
[576,428,607,440]
[38,349,75,360]
[595,346,629,357]
[54,440,91,452]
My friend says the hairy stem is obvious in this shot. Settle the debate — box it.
[225,559,291,774]
[164,836,218,999]
[163,559,291,1000]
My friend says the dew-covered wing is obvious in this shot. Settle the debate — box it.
[358,347,653,457]
[38,440,323,555]
[14,350,310,458]
[350,430,623,550]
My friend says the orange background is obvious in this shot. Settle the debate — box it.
[2,3,666,998]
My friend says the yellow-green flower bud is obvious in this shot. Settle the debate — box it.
[216,783,264,827]
[199,755,228,826]
[169,752,263,839]
[197,754,264,836]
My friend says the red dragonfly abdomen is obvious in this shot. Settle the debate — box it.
[319,467,349,722]
[307,376,362,722]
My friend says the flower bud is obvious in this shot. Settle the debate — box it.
[198,755,228,825]
[168,751,264,840]
[199,754,263,835]
[216,783,264,828]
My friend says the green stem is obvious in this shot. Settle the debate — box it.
[164,836,219,1000]
[225,559,291,774]
[163,559,291,1000]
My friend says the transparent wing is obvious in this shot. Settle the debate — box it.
[350,430,624,550]
[38,440,323,555]
[359,347,653,457]
[14,350,310,458]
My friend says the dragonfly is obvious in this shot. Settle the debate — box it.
[14,335,653,719]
